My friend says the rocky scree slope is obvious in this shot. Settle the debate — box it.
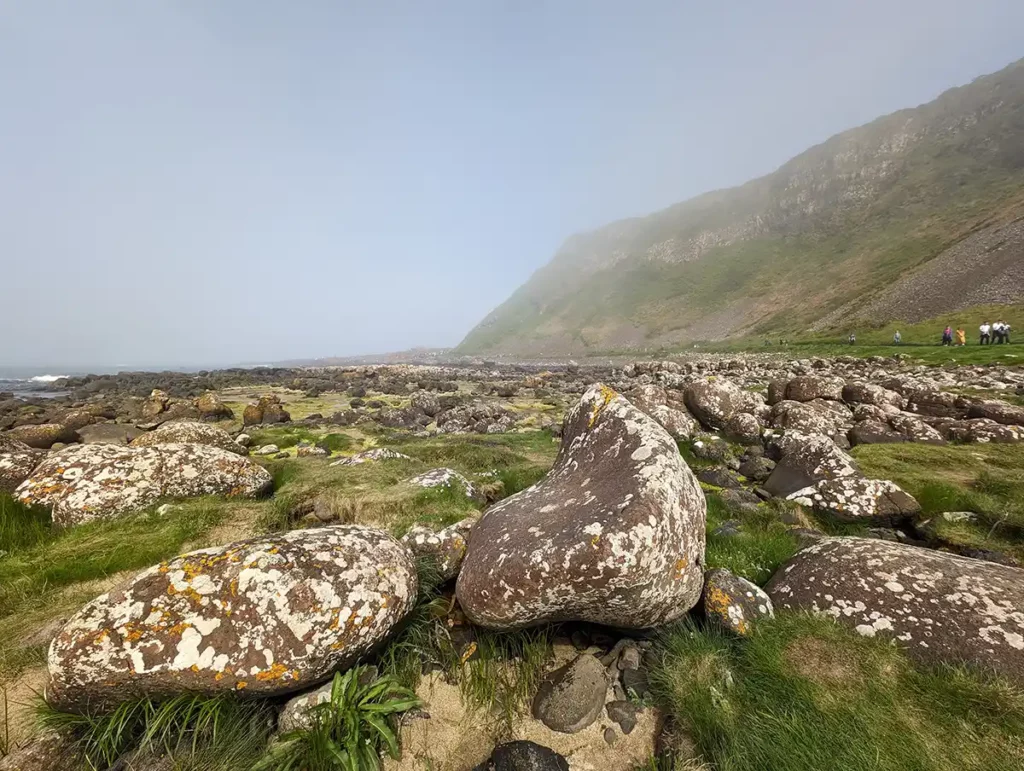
[460,58,1024,355]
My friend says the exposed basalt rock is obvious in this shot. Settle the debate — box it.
[703,568,774,636]
[195,392,234,421]
[410,389,441,417]
[962,421,1024,444]
[77,422,144,445]
[769,399,851,435]
[131,420,248,455]
[785,375,845,402]
[787,477,921,526]
[766,537,1024,683]
[408,468,479,501]
[842,382,906,409]
[16,443,272,527]
[723,412,761,444]
[532,654,607,734]
[457,384,706,630]
[684,378,758,430]
[46,525,418,712]
[848,421,906,446]
[473,741,570,771]
[400,518,476,581]
[330,448,411,467]
[7,423,78,449]
[762,432,858,498]
[888,414,945,444]
[967,400,1024,427]
[625,385,698,441]
[0,443,41,493]
[242,395,291,426]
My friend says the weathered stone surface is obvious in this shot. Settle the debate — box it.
[842,382,906,409]
[787,477,921,526]
[963,421,1024,444]
[967,400,1024,427]
[16,443,272,527]
[0,436,40,493]
[409,468,478,500]
[532,654,607,733]
[763,432,858,498]
[785,375,845,402]
[410,389,441,417]
[766,537,1024,682]
[626,385,698,440]
[7,423,78,449]
[474,741,570,771]
[330,448,411,467]
[888,414,946,444]
[46,525,418,712]
[769,399,851,435]
[195,392,234,421]
[400,518,476,581]
[848,420,906,446]
[723,412,761,444]
[703,568,773,636]
[684,378,754,430]
[242,395,291,426]
[296,442,329,457]
[457,384,706,630]
[131,420,248,455]
[77,422,144,445]
[254,444,280,456]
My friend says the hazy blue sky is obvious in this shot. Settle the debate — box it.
[2,1,1022,369]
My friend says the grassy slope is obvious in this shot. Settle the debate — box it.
[460,60,1024,355]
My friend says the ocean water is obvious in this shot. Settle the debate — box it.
[0,372,70,399]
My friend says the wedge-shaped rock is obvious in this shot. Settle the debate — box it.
[0,436,40,493]
[763,432,858,498]
[787,477,921,526]
[401,517,476,581]
[16,443,271,527]
[130,420,248,455]
[766,537,1024,683]
[456,384,706,630]
[46,525,418,712]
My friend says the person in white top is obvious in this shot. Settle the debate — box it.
[980,322,991,345]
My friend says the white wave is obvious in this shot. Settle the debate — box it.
[29,374,68,383]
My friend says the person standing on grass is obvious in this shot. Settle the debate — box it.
[893,330,902,344]
[980,322,991,345]
[849,333,856,345]
[956,327,966,346]
[942,326,953,346]
[1005,323,1012,344]
[994,321,1005,344]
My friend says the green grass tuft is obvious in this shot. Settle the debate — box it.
[0,494,51,555]
[704,494,801,585]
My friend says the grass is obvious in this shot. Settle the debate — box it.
[0,495,51,555]
[36,692,274,771]
[255,666,421,771]
[853,442,1024,557]
[649,613,1024,771]
[704,494,801,586]
[247,425,357,453]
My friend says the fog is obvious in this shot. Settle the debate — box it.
[2,0,1022,369]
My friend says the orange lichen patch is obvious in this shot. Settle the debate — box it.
[235,681,247,690]
[674,557,689,577]
[215,672,225,681]
[590,535,601,549]
[190,665,200,673]
[255,663,290,682]
[588,384,618,428]
[705,585,746,634]
[460,642,478,664]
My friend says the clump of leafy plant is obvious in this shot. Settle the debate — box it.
[255,666,421,771]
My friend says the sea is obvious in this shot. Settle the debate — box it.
[0,371,72,399]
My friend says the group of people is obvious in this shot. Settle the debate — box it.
[979,321,1012,345]
[880,320,1014,346]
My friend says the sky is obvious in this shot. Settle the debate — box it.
[2,1,1022,370]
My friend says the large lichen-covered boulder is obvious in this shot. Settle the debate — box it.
[762,432,858,498]
[16,443,272,527]
[7,423,78,449]
[765,538,1024,682]
[769,400,851,436]
[785,375,845,403]
[401,518,476,581]
[130,420,248,455]
[242,395,291,426]
[967,400,1024,427]
[787,477,921,526]
[45,525,418,712]
[456,384,706,630]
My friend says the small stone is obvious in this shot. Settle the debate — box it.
[532,654,607,734]
[606,700,638,734]
[603,726,618,745]
[618,645,642,671]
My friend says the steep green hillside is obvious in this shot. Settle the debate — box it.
[460,59,1024,355]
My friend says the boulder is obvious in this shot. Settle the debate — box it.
[408,468,478,501]
[457,384,706,630]
[195,392,234,421]
[766,537,1024,683]
[7,423,78,449]
[847,421,906,447]
[410,390,441,417]
[785,376,845,402]
[46,525,418,712]
[684,378,753,430]
[967,400,1024,427]
[888,414,946,445]
[842,382,905,409]
[703,568,774,636]
[254,444,280,456]
[16,443,272,527]
[131,420,248,455]
[242,395,291,426]
[723,412,761,444]
[296,442,329,458]
[532,654,607,734]
[964,421,1024,444]
[474,742,569,771]
[0,444,40,493]
[769,400,851,436]
[140,389,169,420]
[787,477,921,526]
[400,518,476,581]
[77,422,144,445]
[626,385,698,441]
[762,432,858,498]
[330,448,411,467]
